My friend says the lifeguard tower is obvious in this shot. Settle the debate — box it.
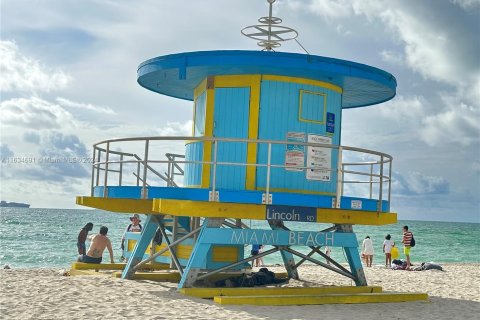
[76,1,428,305]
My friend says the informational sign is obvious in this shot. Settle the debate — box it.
[326,112,335,134]
[306,134,332,181]
[351,200,363,210]
[266,205,316,222]
[285,132,305,171]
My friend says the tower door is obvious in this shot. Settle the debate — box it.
[212,87,250,190]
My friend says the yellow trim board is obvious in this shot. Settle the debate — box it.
[214,292,429,305]
[214,74,259,87]
[152,199,397,225]
[71,262,169,271]
[262,74,343,93]
[201,87,215,188]
[180,286,382,298]
[76,196,156,214]
[298,89,327,124]
[153,199,265,220]
[193,78,207,100]
[246,75,261,190]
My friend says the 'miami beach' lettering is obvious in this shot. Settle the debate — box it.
[230,229,279,245]
[266,205,316,222]
[229,229,334,246]
[288,231,334,246]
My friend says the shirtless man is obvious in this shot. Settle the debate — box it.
[78,226,114,264]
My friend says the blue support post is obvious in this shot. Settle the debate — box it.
[337,224,367,286]
[121,214,160,279]
[178,218,223,288]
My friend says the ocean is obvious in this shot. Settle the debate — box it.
[1,208,479,269]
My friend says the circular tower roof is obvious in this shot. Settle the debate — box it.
[137,50,396,109]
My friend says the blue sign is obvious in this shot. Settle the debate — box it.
[266,205,316,222]
[326,112,335,134]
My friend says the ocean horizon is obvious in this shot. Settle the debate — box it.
[1,207,479,269]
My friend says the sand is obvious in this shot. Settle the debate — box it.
[1,263,479,320]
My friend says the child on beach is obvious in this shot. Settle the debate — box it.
[251,244,264,267]
[362,236,374,267]
[383,234,395,267]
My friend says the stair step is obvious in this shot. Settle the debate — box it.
[213,292,429,305]
[180,286,382,298]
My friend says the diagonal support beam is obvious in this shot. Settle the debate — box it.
[283,247,356,280]
[157,220,184,275]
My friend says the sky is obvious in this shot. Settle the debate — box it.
[0,0,479,223]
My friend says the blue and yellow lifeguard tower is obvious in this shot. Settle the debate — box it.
[76,1,428,305]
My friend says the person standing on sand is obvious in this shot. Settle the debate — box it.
[383,234,395,267]
[324,246,331,265]
[120,214,142,259]
[402,225,413,269]
[362,236,374,267]
[78,226,114,264]
[77,222,93,255]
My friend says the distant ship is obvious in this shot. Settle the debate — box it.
[0,201,30,208]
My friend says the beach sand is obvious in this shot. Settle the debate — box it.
[1,263,479,320]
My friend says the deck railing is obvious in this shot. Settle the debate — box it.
[90,136,392,212]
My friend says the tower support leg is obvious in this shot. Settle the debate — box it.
[268,220,299,280]
[121,214,160,279]
[337,224,367,286]
[178,218,224,288]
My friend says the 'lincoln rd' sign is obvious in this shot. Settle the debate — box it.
[265,205,316,222]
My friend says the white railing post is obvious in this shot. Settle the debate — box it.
[388,159,392,205]
[377,155,384,213]
[167,156,173,187]
[335,147,343,208]
[91,147,96,196]
[95,150,101,187]
[136,160,140,187]
[142,139,149,199]
[369,163,373,199]
[119,154,123,186]
[265,143,272,204]
[211,140,218,201]
[103,142,110,198]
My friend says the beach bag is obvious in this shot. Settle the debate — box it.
[391,246,399,259]
[410,235,416,247]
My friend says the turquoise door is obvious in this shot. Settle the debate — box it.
[212,87,250,190]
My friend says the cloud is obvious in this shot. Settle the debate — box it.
[0,144,14,158]
[307,0,352,19]
[393,171,450,195]
[156,120,193,136]
[420,101,480,147]
[23,131,41,144]
[0,97,76,129]
[379,95,426,122]
[56,97,116,115]
[0,40,71,93]
[380,50,404,66]
[1,131,90,183]
[451,0,480,9]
